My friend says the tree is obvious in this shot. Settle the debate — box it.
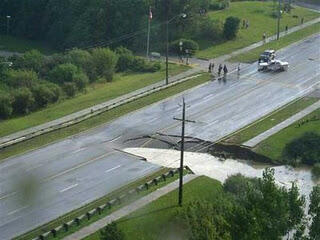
[63,82,77,97]
[21,50,44,73]
[0,92,13,119]
[73,72,89,91]
[282,132,320,166]
[49,63,79,84]
[6,69,39,88]
[181,200,232,240]
[309,185,320,240]
[91,48,118,82]
[31,84,55,108]
[100,222,124,240]
[115,47,135,72]
[12,88,35,114]
[223,16,240,40]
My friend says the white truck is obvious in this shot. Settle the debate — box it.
[258,50,289,72]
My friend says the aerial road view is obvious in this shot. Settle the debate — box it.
[0,0,319,240]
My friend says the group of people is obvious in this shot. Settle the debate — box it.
[208,62,228,75]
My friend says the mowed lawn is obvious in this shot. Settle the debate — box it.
[254,108,320,161]
[0,63,189,137]
[196,1,320,59]
[84,176,222,240]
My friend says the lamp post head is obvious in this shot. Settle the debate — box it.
[180,13,187,18]
[7,16,11,19]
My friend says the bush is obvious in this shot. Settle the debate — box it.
[312,163,320,178]
[12,88,35,114]
[282,132,320,166]
[91,48,118,82]
[209,0,230,10]
[5,69,39,88]
[73,72,89,91]
[169,39,199,56]
[131,57,161,72]
[46,83,61,103]
[115,47,135,72]
[63,82,77,97]
[198,17,224,41]
[223,16,240,40]
[0,92,13,119]
[31,84,55,108]
[49,63,79,85]
[21,50,44,73]
[100,222,124,240]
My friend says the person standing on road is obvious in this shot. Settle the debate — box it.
[208,63,212,73]
[218,64,223,76]
[262,32,266,44]
[211,62,215,72]
[237,63,240,74]
[246,19,249,29]
[223,64,228,74]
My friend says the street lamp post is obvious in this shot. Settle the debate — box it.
[165,11,187,85]
[277,0,281,40]
[6,16,11,35]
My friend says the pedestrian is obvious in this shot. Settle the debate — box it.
[208,63,212,73]
[301,17,304,24]
[262,32,266,44]
[237,63,240,74]
[223,64,228,74]
[211,62,215,72]
[218,64,223,75]
[285,25,288,33]
[246,19,249,29]
[242,19,246,28]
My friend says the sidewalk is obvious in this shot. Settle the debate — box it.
[1,17,319,150]
[63,174,198,240]
[243,100,320,148]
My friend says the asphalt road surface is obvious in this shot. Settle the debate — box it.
[0,34,319,239]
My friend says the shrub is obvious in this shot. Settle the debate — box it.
[49,63,79,84]
[169,39,199,56]
[6,69,39,88]
[73,72,89,91]
[31,84,55,108]
[209,0,230,10]
[131,57,161,72]
[198,17,224,41]
[63,82,77,97]
[91,48,118,82]
[21,50,44,73]
[312,163,320,178]
[46,83,61,103]
[12,88,35,114]
[0,92,13,119]
[115,47,135,72]
[223,16,240,40]
[282,132,320,166]
[100,222,125,240]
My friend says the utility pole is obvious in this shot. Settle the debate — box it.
[165,0,169,85]
[173,98,195,207]
[277,0,281,40]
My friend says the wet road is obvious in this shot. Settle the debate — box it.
[0,34,319,239]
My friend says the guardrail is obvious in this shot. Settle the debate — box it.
[0,73,202,150]
[30,168,183,240]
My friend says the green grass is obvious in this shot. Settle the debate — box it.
[230,22,320,63]
[196,1,320,59]
[224,97,318,145]
[0,73,210,161]
[0,35,55,54]
[15,168,183,240]
[255,108,320,161]
[84,176,222,240]
[0,63,189,137]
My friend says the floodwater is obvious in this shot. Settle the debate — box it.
[125,148,320,201]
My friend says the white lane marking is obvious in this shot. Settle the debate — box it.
[7,206,28,216]
[0,191,17,201]
[105,165,122,173]
[72,148,86,154]
[60,183,78,193]
[110,135,122,142]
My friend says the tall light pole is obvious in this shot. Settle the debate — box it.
[277,0,281,40]
[6,16,11,35]
[165,12,187,85]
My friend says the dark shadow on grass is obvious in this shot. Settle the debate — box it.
[117,205,178,223]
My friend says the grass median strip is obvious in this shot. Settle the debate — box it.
[229,22,320,63]
[15,168,186,240]
[0,63,189,137]
[0,73,209,161]
[254,108,320,161]
[224,96,318,145]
